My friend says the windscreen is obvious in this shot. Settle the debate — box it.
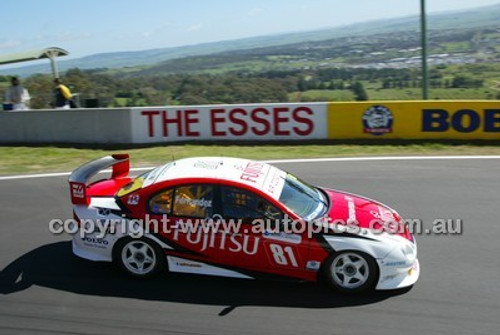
[278,174,328,221]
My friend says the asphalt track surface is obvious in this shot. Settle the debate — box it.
[1,158,500,335]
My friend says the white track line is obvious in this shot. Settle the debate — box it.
[1,155,500,181]
[263,155,500,164]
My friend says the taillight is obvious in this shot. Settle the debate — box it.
[73,210,81,226]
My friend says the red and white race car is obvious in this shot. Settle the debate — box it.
[68,155,419,293]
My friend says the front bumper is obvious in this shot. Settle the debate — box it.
[376,257,420,290]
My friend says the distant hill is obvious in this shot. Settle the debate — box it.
[2,3,499,77]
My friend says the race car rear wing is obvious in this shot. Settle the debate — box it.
[68,154,130,205]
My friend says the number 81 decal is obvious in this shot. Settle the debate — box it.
[269,243,299,267]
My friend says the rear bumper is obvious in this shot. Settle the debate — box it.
[72,233,115,262]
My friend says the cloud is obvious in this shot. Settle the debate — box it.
[248,7,264,16]
[141,23,175,38]
[0,40,22,49]
[55,31,93,43]
[186,24,203,32]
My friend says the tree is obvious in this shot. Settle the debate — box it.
[297,78,308,92]
[351,81,368,101]
[24,74,54,109]
[382,79,392,89]
[451,75,483,88]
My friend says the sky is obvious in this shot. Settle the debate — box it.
[1,0,499,63]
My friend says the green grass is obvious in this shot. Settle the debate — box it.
[291,86,499,102]
[367,87,497,100]
[442,41,472,53]
[289,90,355,102]
[1,144,500,175]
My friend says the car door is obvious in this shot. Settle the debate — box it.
[217,185,308,278]
[148,183,219,263]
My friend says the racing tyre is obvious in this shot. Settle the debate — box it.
[115,237,166,278]
[324,251,378,293]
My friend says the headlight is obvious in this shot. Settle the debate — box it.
[401,243,416,261]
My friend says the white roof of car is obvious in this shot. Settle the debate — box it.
[142,157,287,199]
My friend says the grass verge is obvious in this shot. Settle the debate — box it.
[1,144,500,175]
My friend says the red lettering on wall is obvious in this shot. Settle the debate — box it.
[184,110,200,136]
[162,110,183,137]
[292,107,314,136]
[250,108,271,135]
[229,108,248,136]
[141,110,160,137]
[273,107,290,136]
[210,109,226,136]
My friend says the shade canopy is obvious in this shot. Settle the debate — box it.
[0,47,69,65]
[0,47,69,78]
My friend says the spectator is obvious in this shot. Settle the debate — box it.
[54,78,73,109]
[4,76,30,110]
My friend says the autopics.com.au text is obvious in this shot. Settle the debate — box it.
[48,214,463,239]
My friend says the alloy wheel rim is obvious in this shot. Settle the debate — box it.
[331,252,369,289]
[121,241,156,275]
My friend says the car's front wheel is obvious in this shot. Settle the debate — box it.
[114,237,166,278]
[324,251,378,293]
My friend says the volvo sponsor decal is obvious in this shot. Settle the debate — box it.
[81,237,110,249]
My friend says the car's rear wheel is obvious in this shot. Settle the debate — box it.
[115,237,166,278]
[324,251,378,293]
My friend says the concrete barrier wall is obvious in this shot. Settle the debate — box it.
[0,101,498,144]
[0,108,132,144]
